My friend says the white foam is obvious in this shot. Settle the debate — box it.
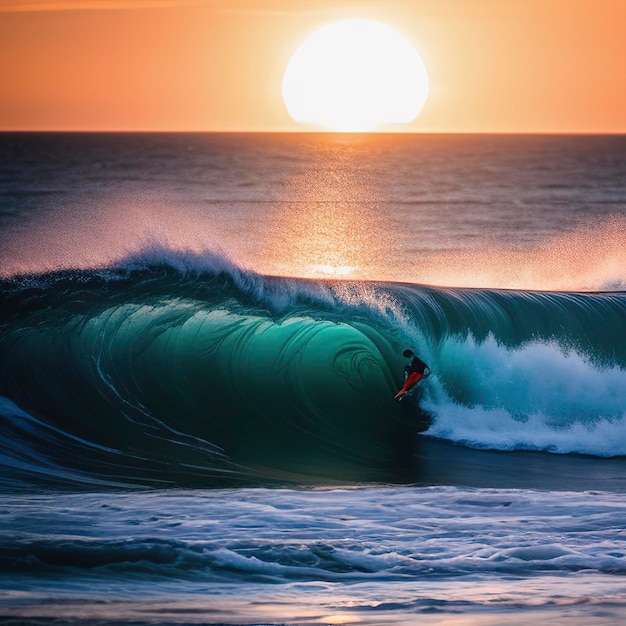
[423,334,626,456]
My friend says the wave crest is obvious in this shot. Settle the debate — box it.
[1,255,625,488]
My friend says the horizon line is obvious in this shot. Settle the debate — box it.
[1,129,625,136]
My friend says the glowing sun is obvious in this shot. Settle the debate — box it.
[282,19,429,132]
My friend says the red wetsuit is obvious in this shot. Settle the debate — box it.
[394,355,428,399]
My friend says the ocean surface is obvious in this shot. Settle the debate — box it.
[0,132,625,625]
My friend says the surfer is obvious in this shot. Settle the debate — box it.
[394,349,430,401]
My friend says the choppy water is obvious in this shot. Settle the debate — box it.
[1,132,625,624]
[2,487,626,626]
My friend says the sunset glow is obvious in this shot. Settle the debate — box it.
[0,0,624,132]
[281,19,428,132]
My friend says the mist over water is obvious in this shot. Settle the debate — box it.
[1,132,625,290]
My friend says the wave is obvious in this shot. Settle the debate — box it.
[1,246,625,488]
[3,488,626,587]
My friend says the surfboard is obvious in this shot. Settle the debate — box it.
[394,388,415,402]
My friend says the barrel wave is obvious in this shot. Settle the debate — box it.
[1,249,625,489]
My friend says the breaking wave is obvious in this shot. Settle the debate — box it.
[1,246,625,488]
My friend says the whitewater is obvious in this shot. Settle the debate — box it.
[1,132,625,625]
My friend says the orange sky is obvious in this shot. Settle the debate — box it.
[1,0,625,132]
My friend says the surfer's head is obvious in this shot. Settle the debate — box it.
[402,349,414,358]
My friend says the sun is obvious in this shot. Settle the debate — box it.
[282,19,429,132]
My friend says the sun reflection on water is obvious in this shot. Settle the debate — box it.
[262,141,389,280]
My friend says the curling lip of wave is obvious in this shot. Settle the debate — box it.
[0,251,625,490]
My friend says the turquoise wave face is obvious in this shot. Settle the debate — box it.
[1,259,625,489]
[0,265,430,488]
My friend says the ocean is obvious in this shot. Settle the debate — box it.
[0,132,625,625]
